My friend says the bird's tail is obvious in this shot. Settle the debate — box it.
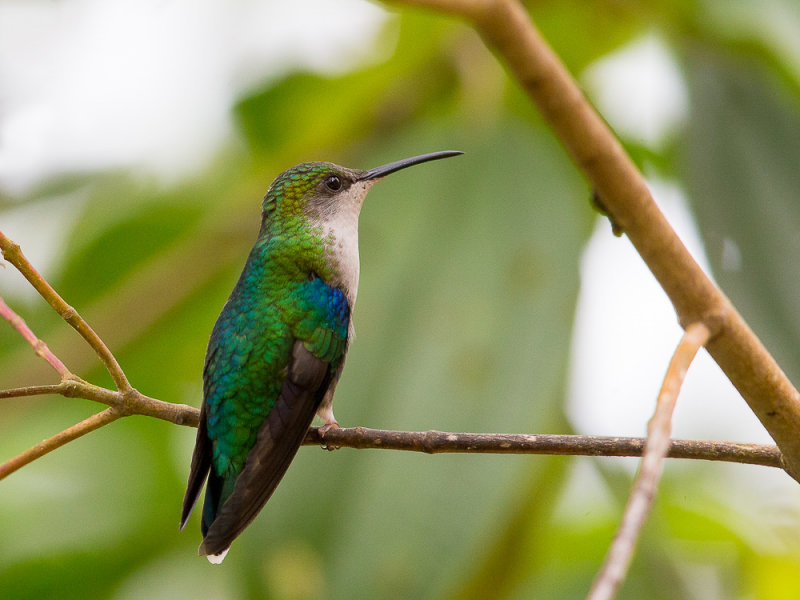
[199,470,237,562]
[201,470,236,538]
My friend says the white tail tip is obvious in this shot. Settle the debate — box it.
[206,548,229,564]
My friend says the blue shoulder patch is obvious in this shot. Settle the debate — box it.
[294,277,350,364]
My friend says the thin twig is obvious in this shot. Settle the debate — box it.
[0,383,70,400]
[0,407,122,481]
[0,296,71,377]
[0,372,783,469]
[304,426,780,467]
[588,323,711,600]
[5,217,252,388]
[0,369,197,426]
[0,231,131,392]
[0,374,782,476]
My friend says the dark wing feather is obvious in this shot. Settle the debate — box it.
[180,400,211,530]
[198,340,330,557]
[180,344,222,530]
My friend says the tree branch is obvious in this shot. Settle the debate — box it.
[0,290,199,479]
[304,427,780,467]
[0,296,71,378]
[1,367,780,473]
[385,0,800,481]
[0,231,131,392]
[0,383,69,400]
[588,323,711,600]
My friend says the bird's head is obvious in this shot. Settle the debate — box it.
[260,151,463,231]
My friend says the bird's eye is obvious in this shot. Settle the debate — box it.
[324,175,342,191]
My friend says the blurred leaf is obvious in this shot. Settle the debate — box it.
[453,457,572,600]
[694,0,800,92]
[235,13,462,164]
[56,199,202,308]
[532,0,645,73]
[749,554,800,600]
[681,45,800,383]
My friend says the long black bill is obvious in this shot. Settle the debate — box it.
[359,150,463,181]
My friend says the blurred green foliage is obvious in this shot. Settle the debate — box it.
[2,1,800,598]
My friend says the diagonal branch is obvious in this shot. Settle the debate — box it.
[0,296,71,378]
[0,231,130,392]
[588,322,711,600]
[385,0,800,481]
[0,286,197,479]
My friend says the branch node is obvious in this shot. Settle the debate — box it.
[591,190,624,236]
[60,304,78,322]
[117,388,138,416]
[422,429,443,454]
[60,378,82,398]
[679,310,727,343]
[1,239,21,260]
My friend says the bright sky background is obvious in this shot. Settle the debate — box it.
[573,36,767,444]
[0,0,388,191]
[0,0,795,513]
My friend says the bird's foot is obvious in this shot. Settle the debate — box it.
[318,420,340,451]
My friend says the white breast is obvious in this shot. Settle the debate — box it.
[320,180,372,307]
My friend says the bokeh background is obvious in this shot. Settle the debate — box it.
[2,1,800,598]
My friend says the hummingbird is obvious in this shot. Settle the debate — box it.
[180,150,462,563]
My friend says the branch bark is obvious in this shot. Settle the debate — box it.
[0,363,781,477]
[385,0,800,481]
[305,427,781,467]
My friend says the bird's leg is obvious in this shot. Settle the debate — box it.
[316,401,340,450]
